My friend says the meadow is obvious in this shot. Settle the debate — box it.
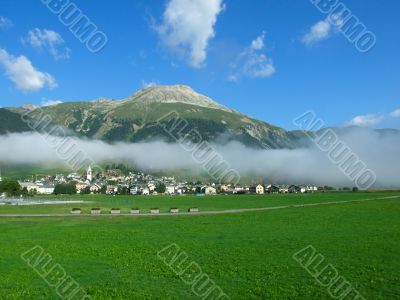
[0,192,399,299]
[0,191,399,214]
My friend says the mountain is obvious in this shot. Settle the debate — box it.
[2,85,398,149]
[0,108,32,134]
[5,85,299,149]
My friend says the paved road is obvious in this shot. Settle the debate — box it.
[0,195,399,218]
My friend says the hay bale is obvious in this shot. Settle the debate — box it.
[71,208,81,214]
[91,208,101,215]
[110,208,121,214]
[150,208,160,214]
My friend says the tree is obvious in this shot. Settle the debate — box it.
[155,183,166,193]
[323,186,336,191]
[54,183,77,195]
[0,180,22,197]
[118,186,130,195]
[99,185,107,194]
[21,187,28,197]
[81,186,91,195]
[116,163,130,176]
[352,187,359,192]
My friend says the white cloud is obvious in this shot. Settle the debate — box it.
[251,32,265,51]
[24,28,71,60]
[302,19,331,45]
[1,128,400,188]
[229,32,275,81]
[41,100,63,107]
[390,109,400,118]
[0,16,13,29]
[156,0,225,68]
[0,48,57,92]
[301,16,343,46]
[348,114,384,127]
[141,80,159,88]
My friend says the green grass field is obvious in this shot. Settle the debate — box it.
[0,192,399,299]
[0,191,399,214]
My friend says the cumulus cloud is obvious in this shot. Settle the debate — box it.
[24,28,71,60]
[302,19,331,45]
[0,16,13,29]
[156,0,225,68]
[1,128,399,188]
[390,109,400,118]
[41,100,63,107]
[0,48,57,92]
[302,16,343,46]
[347,114,384,127]
[251,32,265,50]
[229,32,275,81]
[141,80,159,88]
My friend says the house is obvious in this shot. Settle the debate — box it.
[166,185,176,195]
[288,185,301,193]
[148,183,156,192]
[18,181,38,193]
[67,173,81,181]
[234,186,245,194]
[176,188,184,195]
[76,182,89,194]
[130,186,139,195]
[304,185,318,193]
[90,183,101,193]
[219,185,229,192]
[202,186,217,195]
[266,184,280,194]
[106,185,118,195]
[55,174,66,183]
[279,185,289,194]
[36,184,55,195]
[250,184,264,194]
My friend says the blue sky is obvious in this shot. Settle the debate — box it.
[0,0,399,130]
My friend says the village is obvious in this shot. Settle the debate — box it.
[7,165,321,197]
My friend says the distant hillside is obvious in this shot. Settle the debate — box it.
[1,85,399,149]
[0,108,31,134]
[7,85,299,149]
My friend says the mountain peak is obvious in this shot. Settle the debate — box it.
[128,84,233,112]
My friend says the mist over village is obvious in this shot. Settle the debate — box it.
[0,0,399,299]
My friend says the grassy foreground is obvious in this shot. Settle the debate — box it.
[0,194,399,299]
[0,191,399,214]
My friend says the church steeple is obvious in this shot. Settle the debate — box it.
[87,166,92,182]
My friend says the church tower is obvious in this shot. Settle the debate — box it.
[87,166,92,182]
